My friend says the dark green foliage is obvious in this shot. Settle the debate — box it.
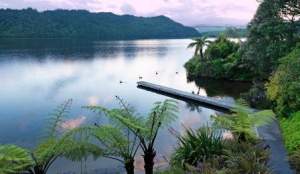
[0,8,199,39]
[223,27,247,38]
[266,44,300,117]
[241,81,272,109]
[167,125,271,174]
[184,36,253,81]
[289,148,300,173]
[240,0,298,80]
[205,35,239,60]
[171,127,223,168]
[221,140,271,174]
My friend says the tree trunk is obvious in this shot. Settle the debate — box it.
[33,166,46,174]
[124,158,135,174]
[200,48,204,61]
[144,149,156,174]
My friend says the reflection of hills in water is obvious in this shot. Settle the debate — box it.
[189,77,251,99]
[0,39,168,60]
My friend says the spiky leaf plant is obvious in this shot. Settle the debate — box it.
[213,107,275,142]
[86,97,179,174]
[0,145,33,174]
[171,127,223,169]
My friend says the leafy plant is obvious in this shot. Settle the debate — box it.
[86,97,179,174]
[205,35,239,60]
[213,107,275,142]
[171,127,223,168]
[280,112,300,152]
[0,100,90,174]
[266,44,300,117]
[222,140,271,174]
[66,123,139,174]
[0,145,33,174]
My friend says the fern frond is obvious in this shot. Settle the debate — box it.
[0,145,33,174]
[47,99,73,138]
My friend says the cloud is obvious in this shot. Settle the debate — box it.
[60,116,86,130]
[120,3,136,15]
[0,0,259,26]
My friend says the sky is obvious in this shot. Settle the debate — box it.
[0,0,259,26]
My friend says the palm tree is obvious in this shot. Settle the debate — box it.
[187,37,211,60]
[86,97,179,174]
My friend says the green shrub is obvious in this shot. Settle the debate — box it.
[222,140,271,174]
[241,82,272,109]
[205,35,240,60]
[266,44,300,117]
[171,127,223,168]
[280,112,300,152]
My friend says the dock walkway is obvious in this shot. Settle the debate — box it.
[137,81,235,111]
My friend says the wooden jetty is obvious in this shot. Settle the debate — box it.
[137,81,235,111]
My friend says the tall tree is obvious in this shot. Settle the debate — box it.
[187,37,211,60]
[240,0,295,80]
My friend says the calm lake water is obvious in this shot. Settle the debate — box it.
[0,39,250,173]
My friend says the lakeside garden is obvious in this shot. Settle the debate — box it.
[1,0,300,174]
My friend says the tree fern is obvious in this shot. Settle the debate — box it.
[47,99,72,138]
[213,107,275,142]
[0,145,32,174]
[85,97,179,174]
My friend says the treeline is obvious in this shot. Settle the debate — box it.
[200,27,247,38]
[0,8,199,39]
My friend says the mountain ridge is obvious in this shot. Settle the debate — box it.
[0,8,200,40]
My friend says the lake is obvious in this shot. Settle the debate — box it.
[0,39,250,173]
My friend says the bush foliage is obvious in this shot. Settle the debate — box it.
[267,44,300,117]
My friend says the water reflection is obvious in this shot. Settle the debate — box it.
[0,39,250,173]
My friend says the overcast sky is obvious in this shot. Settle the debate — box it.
[0,0,259,26]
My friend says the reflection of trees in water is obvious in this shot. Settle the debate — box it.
[0,39,169,61]
[188,77,251,99]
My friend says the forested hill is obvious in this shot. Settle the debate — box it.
[0,8,200,39]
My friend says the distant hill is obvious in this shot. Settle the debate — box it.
[195,25,247,38]
[0,8,200,40]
